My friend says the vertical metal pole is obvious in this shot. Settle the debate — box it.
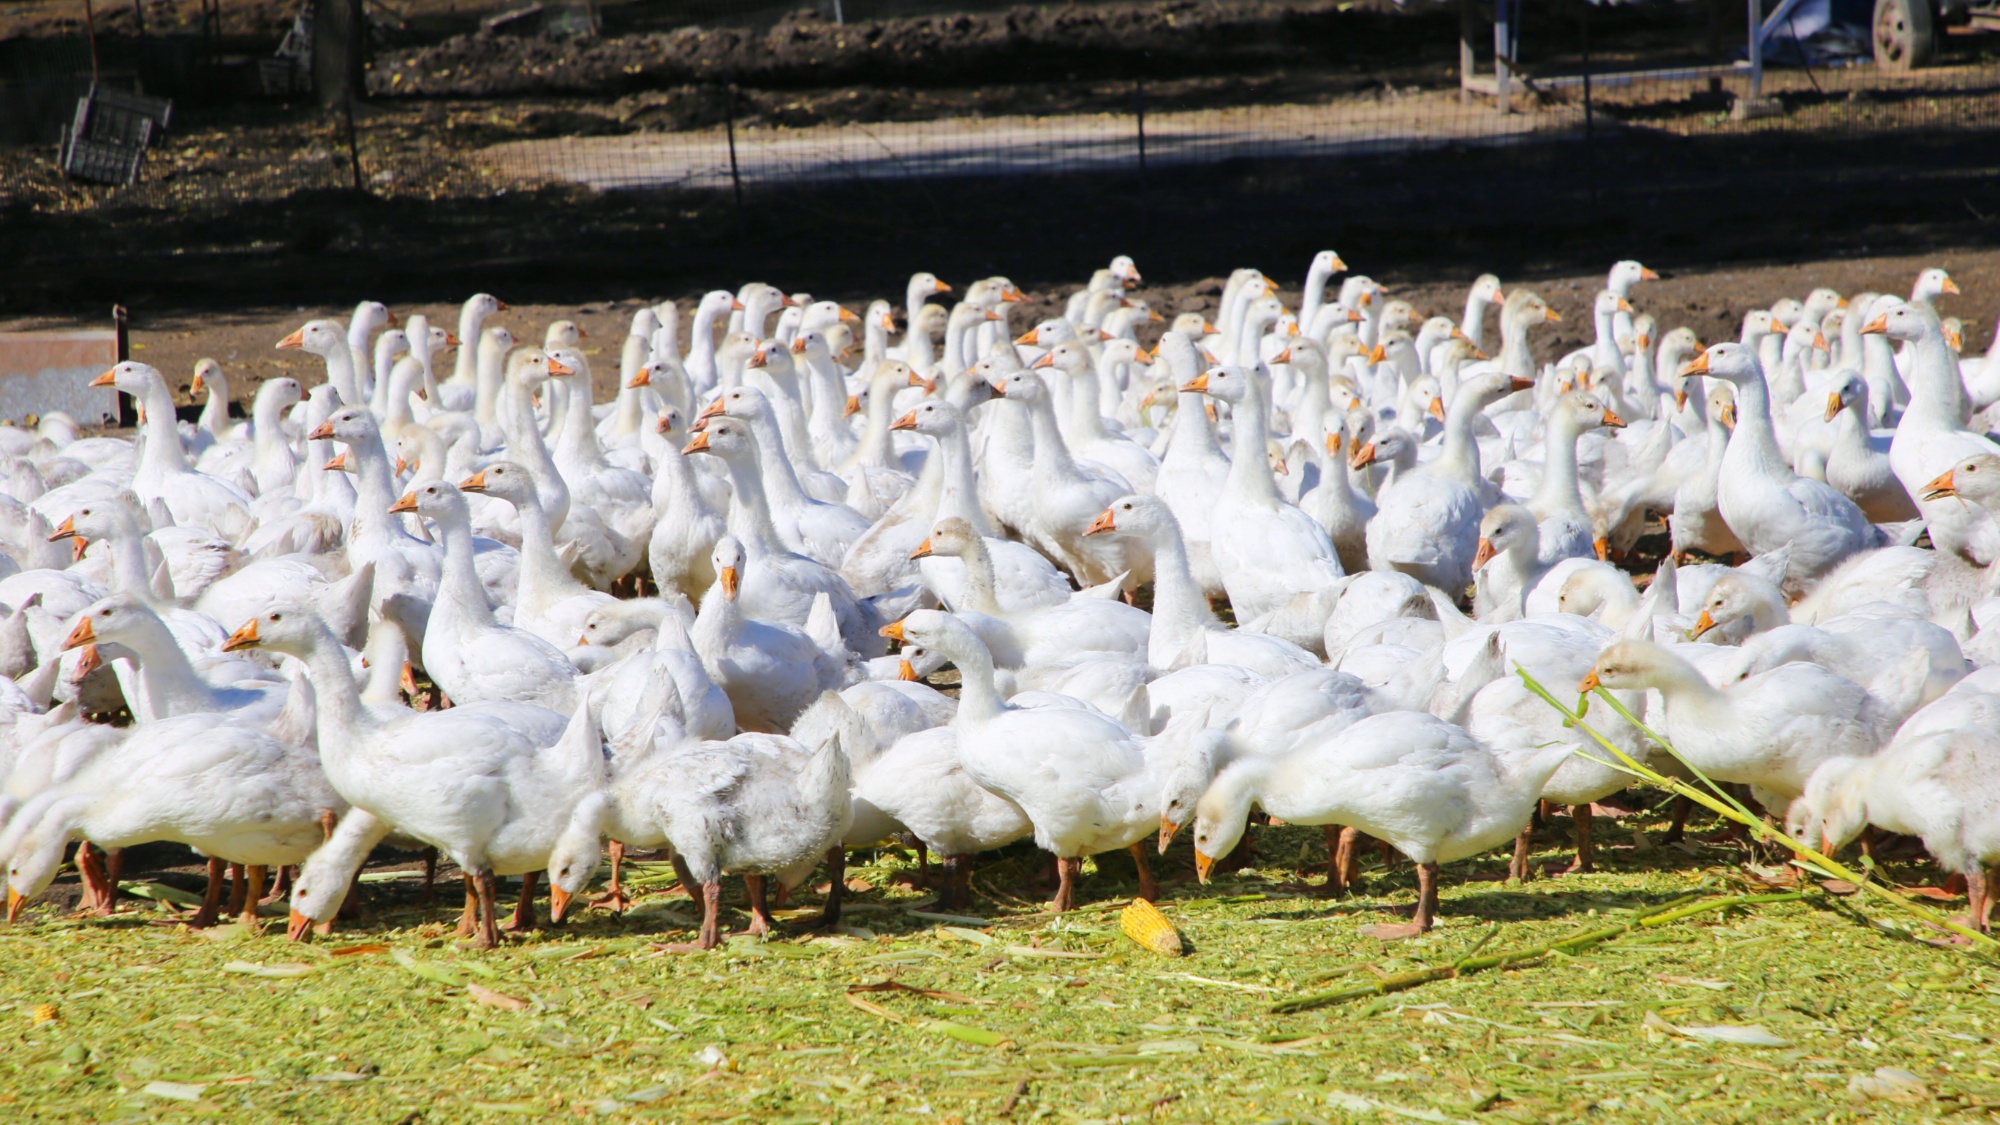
[724,79,744,210]
[1135,78,1147,185]
[83,0,100,84]
[1749,0,1764,98]
[831,0,843,24]
[112,304,134,428]
[343,91,363,194]
[1459,0,1476,104]
[1494,0,1512,114]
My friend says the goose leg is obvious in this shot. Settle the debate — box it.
[1983,866,1998,933]
[76,843,114,916]
[699,881,722,950]
[421,847,439,906]
[914,838,929,889]
[591,840,631,913]
[1129,843,1159,903]
[1053,856,1080,913]
[1413,861,1440,932]
[240,866,266,928]
[506,871,538,932]
[1322,826,1347,896]
[104,848,123,913]
[473,870,501,949]
[265,865,291,905]
[226,864,248,918]
[1967,866,1991,934]
[190,857,227,928]
[1335,826,1362,890]
[455,875,479,937]
[1562,805,1594,875]
[938,854,962,910]
[1663,795,1693,844]
[1510,828,1534,884]
[743,875,772,936]
[819,846,845,928]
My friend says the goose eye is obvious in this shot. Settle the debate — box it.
[271,613,283,622]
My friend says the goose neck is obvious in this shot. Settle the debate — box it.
[931,426,996,535]
[1721,367,1790,476]
[953,540,1005,616]
[1139,520,1215,665]
[1222,381,1283,508]
[433,507,494,625]
[298,624,375,751]
[945,634,1007,723]
[1531,414,1586,515]
[135,379,188,478]
[717,449,787,557]
[512,490,578,610]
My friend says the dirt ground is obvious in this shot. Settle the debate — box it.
[6,246,1993,415]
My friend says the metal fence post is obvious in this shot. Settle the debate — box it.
[724,77,744,210]
[1494,0,1512,114]
[1747,0,1763,99]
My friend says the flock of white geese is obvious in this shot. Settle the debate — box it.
[4,256,2000,948]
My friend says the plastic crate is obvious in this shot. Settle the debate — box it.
[58,87,173,186]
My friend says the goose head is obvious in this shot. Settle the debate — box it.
[1471,272,1507,305]
[1781,317,1826,361]
[1679,342,1758,388]
[457,461,537,508]
[190,358,225,400]
[1109,255,1142,288]
[1473,503,1537,571]
[1459,369,1534,412]
[1084,493,1177,544]
[987,369,1049,406]
[1690,572,1787,639]
[508,348,571,392]
[257,376,305,413]
[1920,452,2000,506]
[1030,340,1092,375]
[1169,312,1217,338]
[276,319,345,357]
[890,398,963,439]
[87,360,169,400]
[1578,639,1686,693]
[1738,309,1781,346]
[463,292,506,322]
[1309,249,1348,278]
[790,329,834,366]
[220,601,331,659]
[375,329,412,368]
[1156,727,1229,852]
[1348,426,1417,473]
[386,478,471,526]
[1608,260,1658,293]
[1823,372,1867,423]
[1858,300,1935,344]
[878,608,984,671]
[1707,384,1736,432]
[696,384,774,429]
[60,592,166,655]
[1770,297,1805,330]
[909,516,980,562]
[1594,289,1634,326]
[47,496,141,556]
[1501,290,1561,331]
[1789,755,1873,854]
[1180,365,1253,407]
[306,405,383,448]
[1912,267,1959,304]
[682,417,756,463]
[709,536,746,601]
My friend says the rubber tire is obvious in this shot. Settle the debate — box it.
[1874,0,1936,71]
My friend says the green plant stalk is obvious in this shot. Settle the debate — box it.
[1270,890,1803,1014]
[1515,667,2000,954]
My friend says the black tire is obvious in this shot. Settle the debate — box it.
[1874,0,1936,71]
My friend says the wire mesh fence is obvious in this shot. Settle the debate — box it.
[1,0,1996,222]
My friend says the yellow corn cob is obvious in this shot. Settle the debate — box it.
[31,1003,57,1024]
[1120,898,1183,957]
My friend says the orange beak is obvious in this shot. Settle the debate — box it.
[459,470,489,493]
[1472,537,1496,570]
[789,337,809,355]
[1084,509,1116,536]
[1509,376,1535,393]
[221,618,262,652]
[1601,408,1626,428]
[1593,537,1611,561]
[682,432,712,456]
[1680,351,1712,378]
[394,457,410,475]
[890,410,919,432]
[548,884,572,923]
[8,890,24,923]
[697,396,727,424]
[842,395,861,418]
[1367,344,1387,364]
[287,909,313,943]
[1639,267,1659,280]
[1674,389,1689,411]
[1030,352,1056,370]
[1180,372,1210,394]
[72,643,103,677]
[387,490,420,514]
[548,358,575,377]
[1616,297,1634,313]
[1861,314,1889,335]
[1544,308,1563,323]
[1348,442,1377,470]
[445,333,461,347]
[1825,392,1845,422]
[1813,332,1829,352]
[1325,432,1342,456]
[1942,278,1961,295]
[1194,849,1216,883]
[627,368,652,388]
[1719,404,1736,430]
[748,346,768,368]
[323,452,349,472]
[190,372,206,395]
[1426,397,1446,423]
[307,420,336,441]
[90,368,118,388]
[719,566,739,601]
[1691,610,1718,639]
[47,515,77,543]
[909,537,934,560]
[277,328,305,350]
[1577,669,1601,693]
[400,661,419,697]
[1015,328,1039,346]
[909,371,936,393]
[1271,347,1292,365]
[879,619,907,642]
[1921,469,1958,501]
[61,616,95,651]
[897,659,918,682]
[1158,816,1180,853]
